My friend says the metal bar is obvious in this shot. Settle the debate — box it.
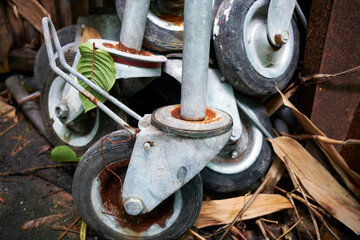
[119,0,151,51]
[42,17,136,135]
[42,18,142,122]
[180,0,212,121]
[235,98,273,139]
[267,0,297,46]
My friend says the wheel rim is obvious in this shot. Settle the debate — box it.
[47,76,100,147]
[90,158,183,237]
[243,0,295,78]
[206,112,263,174]
[148,0,184,31]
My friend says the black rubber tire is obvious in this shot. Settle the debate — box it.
[213,0,300,96]
[40,52,122,155]
[34,25,76,91]
[116,0,183,53]
[72,130,203,240]
[201,93,273,194]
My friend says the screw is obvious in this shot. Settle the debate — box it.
[230,127,241,142]
[219,77,226,83]
[81,24,86,29]
[55,104,69,118]
[124,198,144,216]
[275,30,289,45]
[143,142,151,150]
[231,151,239,159]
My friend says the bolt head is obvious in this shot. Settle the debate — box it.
[124,198,144,216]
[55,104,69,118]
[275,30,289,45]
[231,151,239,159]
[143,142,151,150]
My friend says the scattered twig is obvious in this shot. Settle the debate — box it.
[0,122,17,137]
[230,226,247,240]
[275,218,302,240]
[283,157,321,240]
[17,91,41,104]
[287,193,314,240]
[0,164,63,176]
[41,189,62,199]
[259,218,279,224]
[189,229,206,240]
[57,216,81,240]
[280,132,360,145]
[299,65,360,86]
[256,220,269,240]
[219,175,271,240]
[261,222,278,240]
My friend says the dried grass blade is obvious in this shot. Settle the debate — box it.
[269,136,360,235]
[21,213,64,230]
[275,86,360,197]
[194,194,292,229]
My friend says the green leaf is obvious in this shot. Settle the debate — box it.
[77,42,116,112]
[50,145,80,162]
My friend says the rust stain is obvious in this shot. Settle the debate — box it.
[171,105,222,124]
[81,89,99,105]
[99,159,174,233]
[103,41,152,56]
[157,14,184,26]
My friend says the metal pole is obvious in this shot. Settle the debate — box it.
[180,0,212,121]
[119,0,151,51]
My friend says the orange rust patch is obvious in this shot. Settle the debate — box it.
[103,41,152,56]
[157,14,184,26]
[171,105,222,124]
[99,159,174,233]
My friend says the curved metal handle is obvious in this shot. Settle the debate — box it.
[41,17,137,135]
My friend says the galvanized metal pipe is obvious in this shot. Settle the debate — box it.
[42,18,136,135]
[180,0,212,121]
[119,0,151,51]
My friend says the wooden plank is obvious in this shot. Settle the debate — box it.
[38,0,59,29]
[6,0,26,48]
[8,48,37,72]
[0,1,12,73]
[59,0,73,27]
[10,0,50,33]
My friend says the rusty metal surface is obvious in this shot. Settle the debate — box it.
[302,0,360,169]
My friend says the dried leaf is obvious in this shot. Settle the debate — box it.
[275,86,360,198]
[194,194,292,228]
[21,213,64,230]
[80,220,87,240]
[269,136,360,235]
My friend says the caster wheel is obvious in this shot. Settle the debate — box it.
[213,0,300,96]
[34,25,76,91]
[40,52,124,155]
[72,130,203,240]
[116,0,184,53]
[201,94,273,193]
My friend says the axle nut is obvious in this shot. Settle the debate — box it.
[124,198,144,216]
[55,104,69,118]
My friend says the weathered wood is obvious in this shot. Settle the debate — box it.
[10,0,50,33]
[73,0,89,22]
[59,0,73,27]
[6,0,26,48]
[8,48,37,72]
[0,1,12,73]
[38,0,59,29]
[24,21,40,49]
